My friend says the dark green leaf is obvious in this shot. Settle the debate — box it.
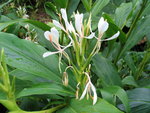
[10,69,50,83]
[17,83,75,98]
[127,88,150,113]
[122,76,138,87]
[92,54,122,87]
[119,15,150,59]
[0,19,51,48]
[67,0,80,16]
[54,0,68,8]
[124,53,137,75]
[44,2,59,20]
[101,86,130,113]
[0,32,62,84]
[57,98,123,113]
[0,91,6,100]
[115,2,132,28]
[0,0,12,9]
[91,0,110,17]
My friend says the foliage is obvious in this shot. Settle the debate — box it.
[0,0,150,113]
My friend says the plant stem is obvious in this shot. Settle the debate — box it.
[135,49,150,80]
[115,0,147,62]
[126,0,147,38]
[8,104,66,113]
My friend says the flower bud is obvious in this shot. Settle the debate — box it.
[62,72,68,86]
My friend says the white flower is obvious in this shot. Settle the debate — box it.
[68,21,75,33]
[98,17,109,35]
[60,9,74,33]
[53,20,65,31]
[101,31,120,41]
[80,73,97,105]
[74,12,83,36]
[43,27,72,58]
[53,9,75,34]
[23,14,29,19]
[60,8,69,27]
[44,27,59,45]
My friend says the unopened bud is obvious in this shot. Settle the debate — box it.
[62,72,68,86]
[76,82,80,99]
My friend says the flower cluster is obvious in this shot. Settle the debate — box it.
[43,8,120,105]
[43,8,120,58]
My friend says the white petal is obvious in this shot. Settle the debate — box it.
[68,22,75,33]
[102,31,120,41]
[43,51,61,58]
[44,31,51,41]
[60,8,70,29]
[85,32,95,39]
[75,12,83,35]
[80,82,90,100]
[98,17,109,34]
[90,82,97,105]
[98,17,104,25]
[51,27,59,44]
[61,9,68,22]
[53,20,65,31]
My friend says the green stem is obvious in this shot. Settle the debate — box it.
[135,49,150,80]
[115,0,147,62]
[8,104,66,113]
[0,99,21,111]
[72,33,81,66]
[81,41,99,71]
[126,0,147,38]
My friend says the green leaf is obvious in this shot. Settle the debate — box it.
[135,51,150,80]
[0,0,12,9]
[0,19,24,31]
[101,86,130,113]
[141,0,150,17]
[67,0,80,16]
[10,69,49,83]
[44,2,59,20]
[0,91,6,100]
[126,88,150,113]
[19,20,52,48]
[92,54,122,87]
[0,15,12,22]
[0,19,51,48]
[91,0,110,17]
[17,83,75,98]
[122,76,138,87]
[111,0,125,7]
[54,0,68,8]
[124,53,137,75]
[119,15,150,59]
[81,0,92,12]
[115,2,132,28]
[0,32,62,84]
[57,98,123,113]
